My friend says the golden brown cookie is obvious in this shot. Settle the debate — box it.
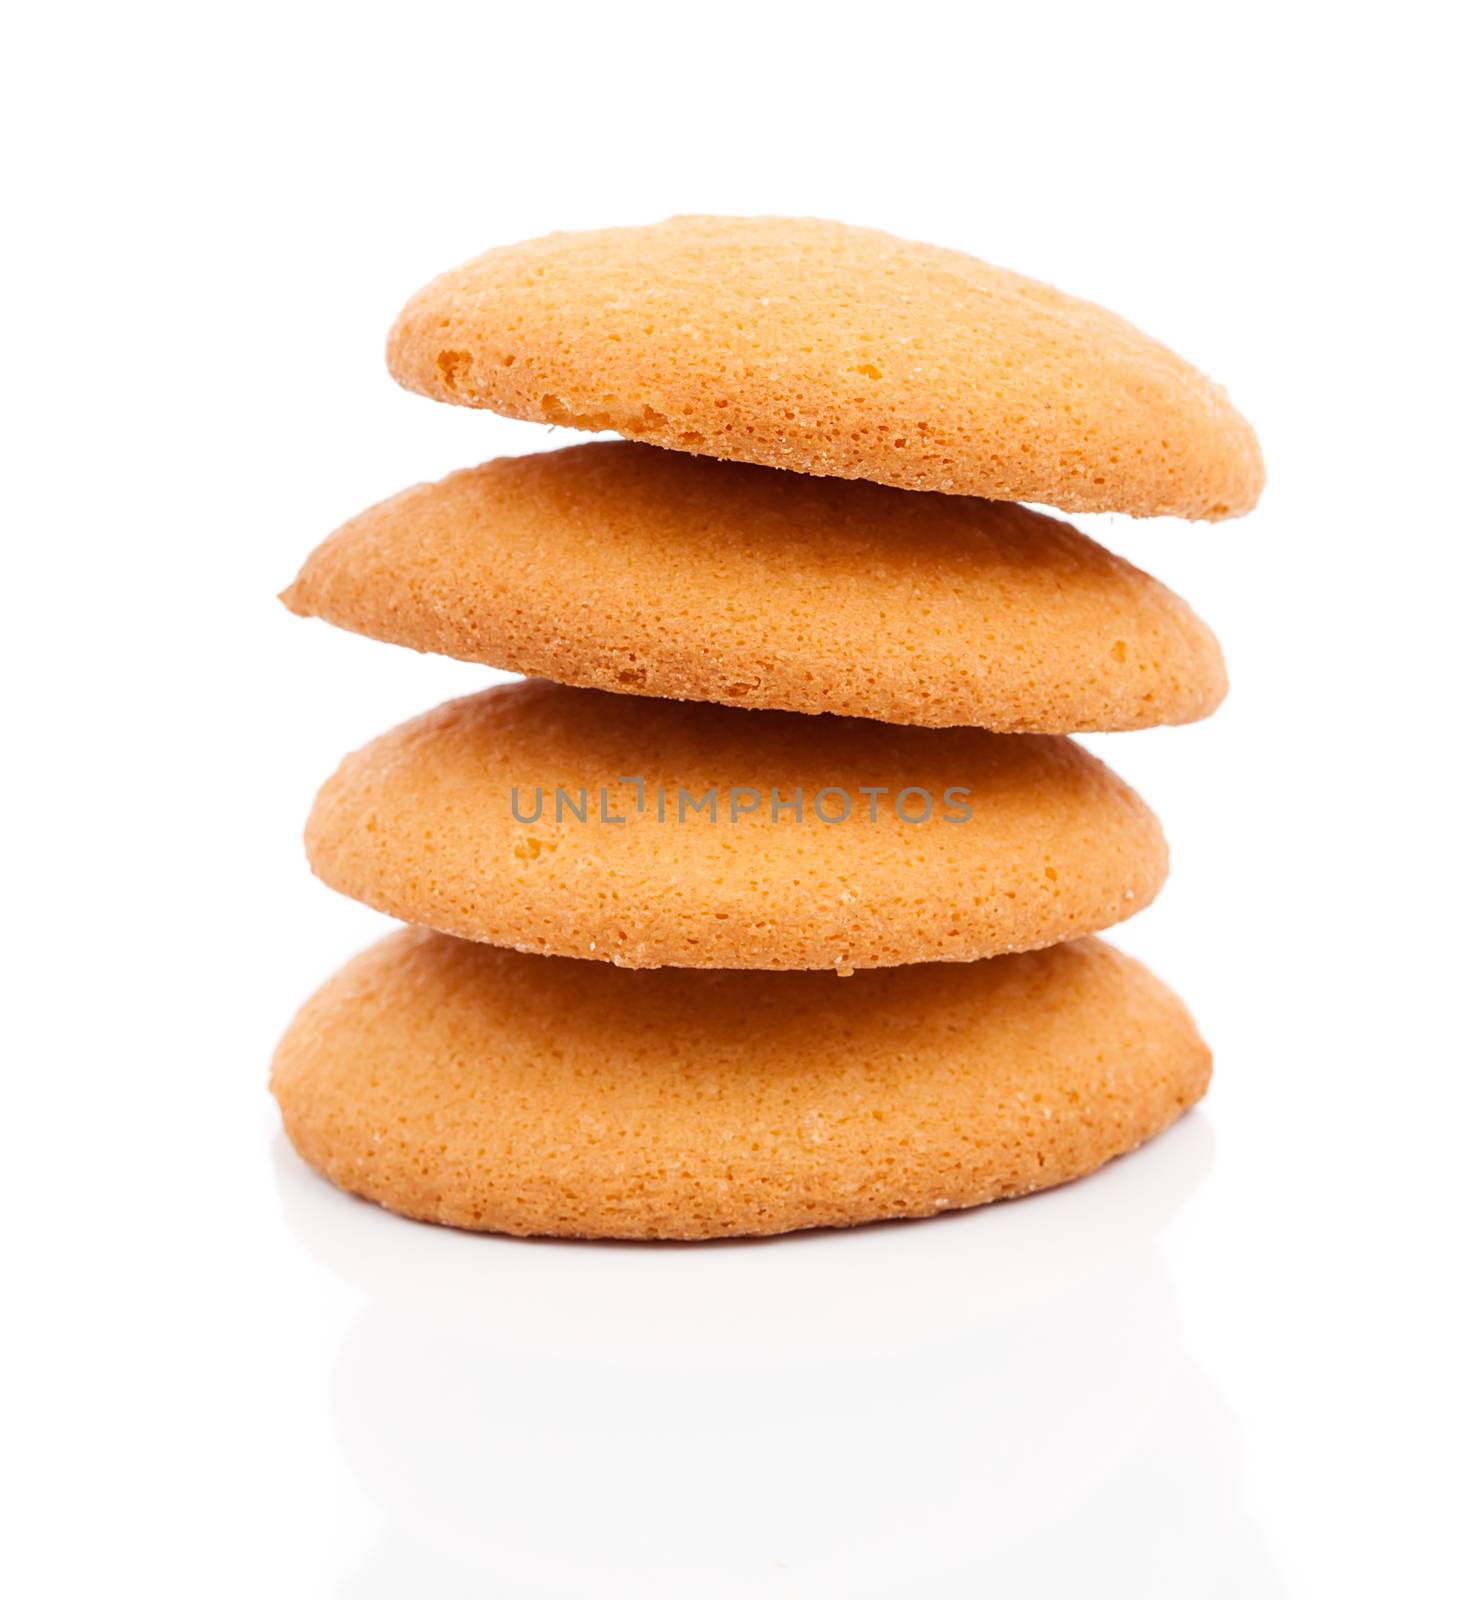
[305,680,1167,971]
[282,442,1227,733]
[271,928,1210,1239]
[386,216,1262,520]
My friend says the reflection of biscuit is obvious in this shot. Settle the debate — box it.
[305,679,1167,971]
[387,216,1262,520]
[271,928,1211,1240]
[283,442,1227,733]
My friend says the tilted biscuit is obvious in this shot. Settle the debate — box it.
[387,216,1262,520]
[283,441,1227,732]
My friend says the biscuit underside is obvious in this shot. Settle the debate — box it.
[271,930,1211,1240]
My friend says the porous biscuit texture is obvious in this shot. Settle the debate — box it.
[271,929,1211,1239]
[305,680,1167,971]
[387,216,1263,520]
[283,441,1227,733]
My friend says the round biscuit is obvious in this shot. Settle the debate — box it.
[387,216,1262,520]
[304,679,1168,970]
[271,928,1211,1239]
[283,441,1227,732]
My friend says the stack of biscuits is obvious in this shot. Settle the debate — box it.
[271,217,1261,1240]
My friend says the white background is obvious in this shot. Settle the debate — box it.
[5,3,1472,1594]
